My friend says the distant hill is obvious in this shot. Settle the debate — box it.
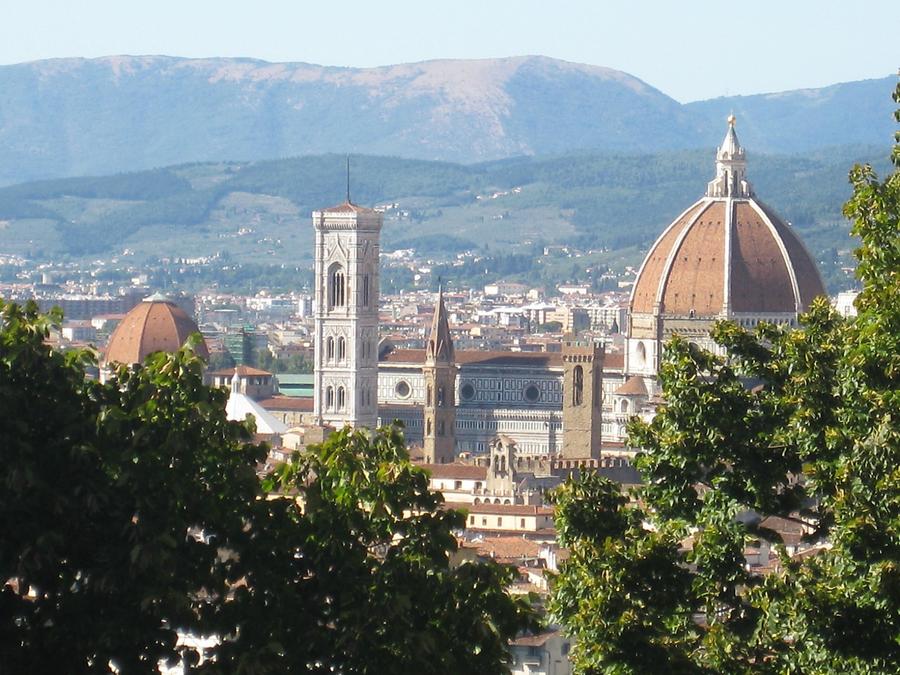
[0,147,889,293]
[685,77,897,153]
[0,55,894,185]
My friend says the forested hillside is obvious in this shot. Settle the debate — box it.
[0,146,888,293]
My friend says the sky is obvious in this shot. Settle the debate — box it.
[2,0,897,102]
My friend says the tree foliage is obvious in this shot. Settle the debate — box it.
[0,301,532,673]
[550,82,900,674]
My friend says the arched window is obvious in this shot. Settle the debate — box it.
[437,419,444,436]
[620,399,629,413]
[573,365,584,406]
[636,341,647,366]
[363,274,370,307]
[326,386,334,409]
[337,386,345,410]
[326,336,334,360]
[426,385,433,407]
[329,265,346,308]
[337,337,346,361]
[437,386,445,407]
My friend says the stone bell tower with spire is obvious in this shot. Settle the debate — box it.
[422,287,457,464]
[312,162,382,430]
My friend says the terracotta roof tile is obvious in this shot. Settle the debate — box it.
[104,299,208,365]
[258,396,313,412]
[422,463,487,480]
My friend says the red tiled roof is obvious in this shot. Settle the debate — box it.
[104,299,208,365]
[421,463,487,480]
[208,365,273,377]
[615,376,648,396]
[318,201,377,214]
[445,501,554,516]
[258,396,313,412]
[512,630,561,647]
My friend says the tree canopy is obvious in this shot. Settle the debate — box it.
[0,302,532,673]
[550,83,900,674]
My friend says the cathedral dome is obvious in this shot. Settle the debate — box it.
[630,118,825,319]
[104,294,208,366]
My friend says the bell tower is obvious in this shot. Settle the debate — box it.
[423,287,457,464]
[312,198,382,429]
[561,338,603,459]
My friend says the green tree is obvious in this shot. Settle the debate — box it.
[0,301,266,673]
[214,426,535,673]
[0,302,532,673]
[550,83,900,674]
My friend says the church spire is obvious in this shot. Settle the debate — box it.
[426,285,454,364]
[706,114,753,198]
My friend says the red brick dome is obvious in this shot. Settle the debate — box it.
[630,119,825,319]
[104,295,208,366]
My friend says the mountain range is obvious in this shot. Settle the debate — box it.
[0,55,894,185]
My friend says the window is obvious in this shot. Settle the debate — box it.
[326,386,334,409]
[329,265,346,308]
[636,341,647,366]
[454,480,462,489]
[426,385,433,407]
[460,382,475,401]
[337,337,346,360]
[620,399,629,413]
[481,517,487,526]
[524,384,540,403]
[426,418,432,436]
[437,420,445,436]
[363,274,370,307]
[573,365,583,406]
[337,386,345,410]
[326,336,334,360]
[437,386,445,407]
[395,380,411,398]
[497,517,503,527]
[469,515,475,524]
[520,518,526,528]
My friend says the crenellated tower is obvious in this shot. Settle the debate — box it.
[422,287,457,464]
[561,338,604,459]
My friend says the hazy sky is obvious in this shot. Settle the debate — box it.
[2,0,897,102]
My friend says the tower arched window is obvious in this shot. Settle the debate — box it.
[573,365,584,406]
[328,265,346,309]
[337,336,346,361]
[326,337,334,361]
[326,386,334,410]
[337,386,345,410]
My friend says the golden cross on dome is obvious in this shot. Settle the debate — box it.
[727,113,737,127]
